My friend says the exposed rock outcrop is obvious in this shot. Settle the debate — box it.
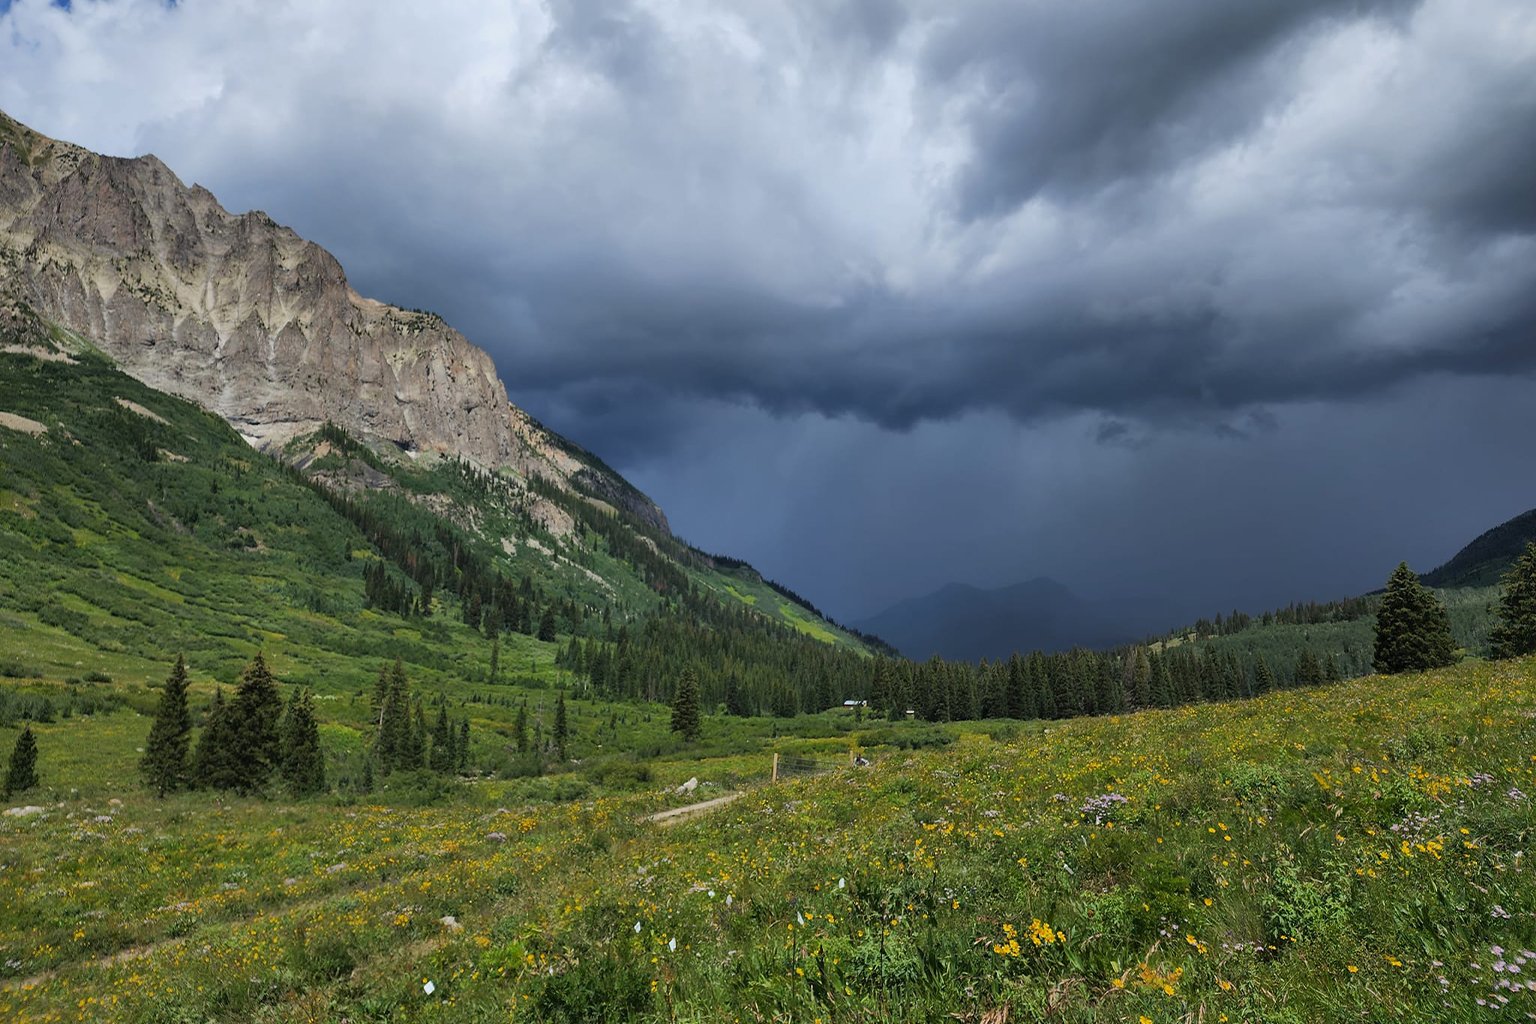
[0,109,669,533]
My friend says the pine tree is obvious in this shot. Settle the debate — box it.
[1148,653,1173,708]
[401,702,427,771]
[724,673,750,717]
[229,653,283,794]
[553,692,569,759]
[141,654,193,797]
[1489,542,1536,659]
[4,724,38,798]
[456,717,471,772]
[279,689,326,796]
[193,689,242,792]
[514,701,529,753]
[1293,650,1323,688]
[538,608,557,642]
[377,659,411,773]
[429,704,453,772]
[1253,656,1276,696]
[670,668,701,740]
[1374,562,1457,674]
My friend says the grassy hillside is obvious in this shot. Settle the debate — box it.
[2,656,1531,1022]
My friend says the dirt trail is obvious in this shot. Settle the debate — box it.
[645,791,743,826]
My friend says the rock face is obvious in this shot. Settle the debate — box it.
[0,110,668,532]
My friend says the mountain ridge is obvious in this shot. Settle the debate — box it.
[0,107,668,534]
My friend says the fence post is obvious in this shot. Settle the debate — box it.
[772,752,779,784]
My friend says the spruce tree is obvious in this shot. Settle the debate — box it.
[1373,562,1457,674]
[457,717,470,772]
[1293,650,1322,688]
[429,704,453,772]
[1148,653,1173,708]
[402,702,427,771]
[377,659,411,773]
[1489,542,1536,659]
[670,669,701,740]
[538,608,557,642]
[553,692,569,759]
[4,724,38,798]
[1253,656,1276,696]
[515,701,529,753]
[141,654,193,797]
[229,653,283,794]
[724,673,750,717]
[193,689,242,792]
[279,689,326,796]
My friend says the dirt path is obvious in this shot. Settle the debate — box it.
[645,791,742,826]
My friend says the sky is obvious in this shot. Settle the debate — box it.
[3,0,1535,628]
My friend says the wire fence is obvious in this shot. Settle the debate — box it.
[772,752,856,782]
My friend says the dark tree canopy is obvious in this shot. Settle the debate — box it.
[142,654,193,797]
[1373,562,1458,675]
[5,724,38,798]
[670,668,702,740]
[192,688,241,792]
[279,688,326,796]
[229,652,283,793]
[553,692,569,759]
[1489,542,1536,659]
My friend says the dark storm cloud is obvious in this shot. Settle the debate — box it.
[923,0,1419,214]
[4,0,1536,620]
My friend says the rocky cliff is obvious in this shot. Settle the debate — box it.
[0,109,668,532]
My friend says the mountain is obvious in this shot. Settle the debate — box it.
[0,109,881,717]
[853,577,1146,661]
[0,108,665,531]
[1421,505,1536,589]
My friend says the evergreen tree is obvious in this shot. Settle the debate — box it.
[1293,650,1323,688]
[553,692,569,759]
[1373,562,1457,674]
[141,654,193,797]
[4,724,38,798]
[457,717,471,772]
[402,702,427,771]
[489,635,500,684]
[193,689,242,792]
[377,659,411,773]
[1489,542,1536,659]
[724,673,750,717]
[279,689,326,796]
[515,701,529,753]
[229,653,283,794]
[670,668,702,740]
[1128,649,1152,708]
[538,608,557,642]
[1148,653,1173,708]
[1253,656,1276,696]
[429,704,453,772]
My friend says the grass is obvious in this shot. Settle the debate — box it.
[1,656,1531,1022]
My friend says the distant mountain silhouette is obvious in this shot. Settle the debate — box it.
[1422,506,1536,589]
[853,577,1155,662]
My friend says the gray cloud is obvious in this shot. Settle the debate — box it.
[3,0,1534,619]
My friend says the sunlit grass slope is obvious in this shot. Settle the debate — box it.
[3,657,1532,1022]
